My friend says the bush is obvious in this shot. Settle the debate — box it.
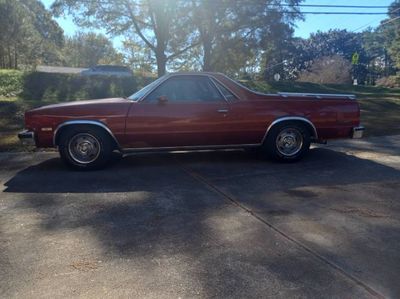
[297,55,352,84]
[0,70,24,97]
[21,72,137,102]
[376,76,400,88]
[0,70,139,101]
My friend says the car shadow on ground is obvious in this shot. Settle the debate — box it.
[3,148,400,194]
[2,148,400,297]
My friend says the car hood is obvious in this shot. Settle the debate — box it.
[26,97,133,119]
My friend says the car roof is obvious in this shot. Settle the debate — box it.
[166,71,222,77]
[94,65,130,70]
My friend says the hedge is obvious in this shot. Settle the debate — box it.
[0,70,138,101]
[21,72,137,101]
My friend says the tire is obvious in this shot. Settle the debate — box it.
[58,126,113,170]
[262,122,311,162]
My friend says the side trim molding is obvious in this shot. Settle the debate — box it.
[53,120,121,150]
[262,116,318,144]
[122,143,259,154]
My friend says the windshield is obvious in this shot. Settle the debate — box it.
[128,76,166,101]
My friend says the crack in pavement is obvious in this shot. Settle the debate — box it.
[180,164,385,299]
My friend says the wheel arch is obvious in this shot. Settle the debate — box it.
[262,116,318,144]
[53,120,121,151]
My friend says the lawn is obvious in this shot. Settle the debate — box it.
[1,82,399,151]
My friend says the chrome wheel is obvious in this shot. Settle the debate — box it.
[68,133,101,164]
[276,128,303,157]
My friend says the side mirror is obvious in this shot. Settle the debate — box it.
[157,95,168,104]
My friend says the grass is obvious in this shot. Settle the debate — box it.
[1,82,399,152]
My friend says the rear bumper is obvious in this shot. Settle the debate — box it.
[352,126,365,139]
[18,130,35,145]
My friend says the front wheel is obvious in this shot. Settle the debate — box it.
[262,122,311,162]
[58,127,113,170]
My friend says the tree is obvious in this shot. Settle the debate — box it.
[360,28,395,83]
[62,32,123,67]
[52,0,195,77]
[52,0,305,77]
[379,0,400,69]
[123,39,155,73]
[260,18,298,81]
[189,0,303,75]
[287,30,370,83]
[0,0,64,69]
[298,55,352,84]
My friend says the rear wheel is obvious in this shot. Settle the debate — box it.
[262,122,311,162]
[58,126,113,170]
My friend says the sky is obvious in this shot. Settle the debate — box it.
[41,0,393,47]
[293,0,393,36]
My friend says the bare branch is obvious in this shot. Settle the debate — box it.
[167,41,201,60]
[123,0,155,51]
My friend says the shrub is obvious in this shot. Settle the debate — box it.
[21,72,137,102]
[0,70,24,97]
[376,76,400,88]
[0,70,139,101]
[297,55,352,84]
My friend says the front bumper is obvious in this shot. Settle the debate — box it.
[18,130,35,145]
[352,126,365,139]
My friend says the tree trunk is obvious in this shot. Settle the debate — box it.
[156,50,167,77]
[8,46,12,69]
[202,38,213,71]
[0,47,4,68]
[14,46,18,69]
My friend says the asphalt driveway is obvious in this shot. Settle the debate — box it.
[1,135,399,298]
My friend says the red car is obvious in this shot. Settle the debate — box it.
[18,72,364,170]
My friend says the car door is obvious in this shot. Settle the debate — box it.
[124,75,231,148]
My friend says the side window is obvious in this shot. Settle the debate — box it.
[145,76,224,102]
[212,78,239,101]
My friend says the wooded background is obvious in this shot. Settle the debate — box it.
[0,0,399,86]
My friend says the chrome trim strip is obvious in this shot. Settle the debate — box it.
[208,76,229,103]
[210,77,242,102]
[122,143,259,153]
[278,92,356,99]
[261,116,318,144]
[53,120,122,150]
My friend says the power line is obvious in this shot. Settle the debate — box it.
[351,6,400,32]
[279,4,390,9]
[381,15,400,26]
[352,18,384,32]
[279,11,388,15]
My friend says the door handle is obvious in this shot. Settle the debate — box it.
[217,109,229,113]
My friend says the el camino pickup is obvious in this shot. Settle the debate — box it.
[19,72,364,170]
